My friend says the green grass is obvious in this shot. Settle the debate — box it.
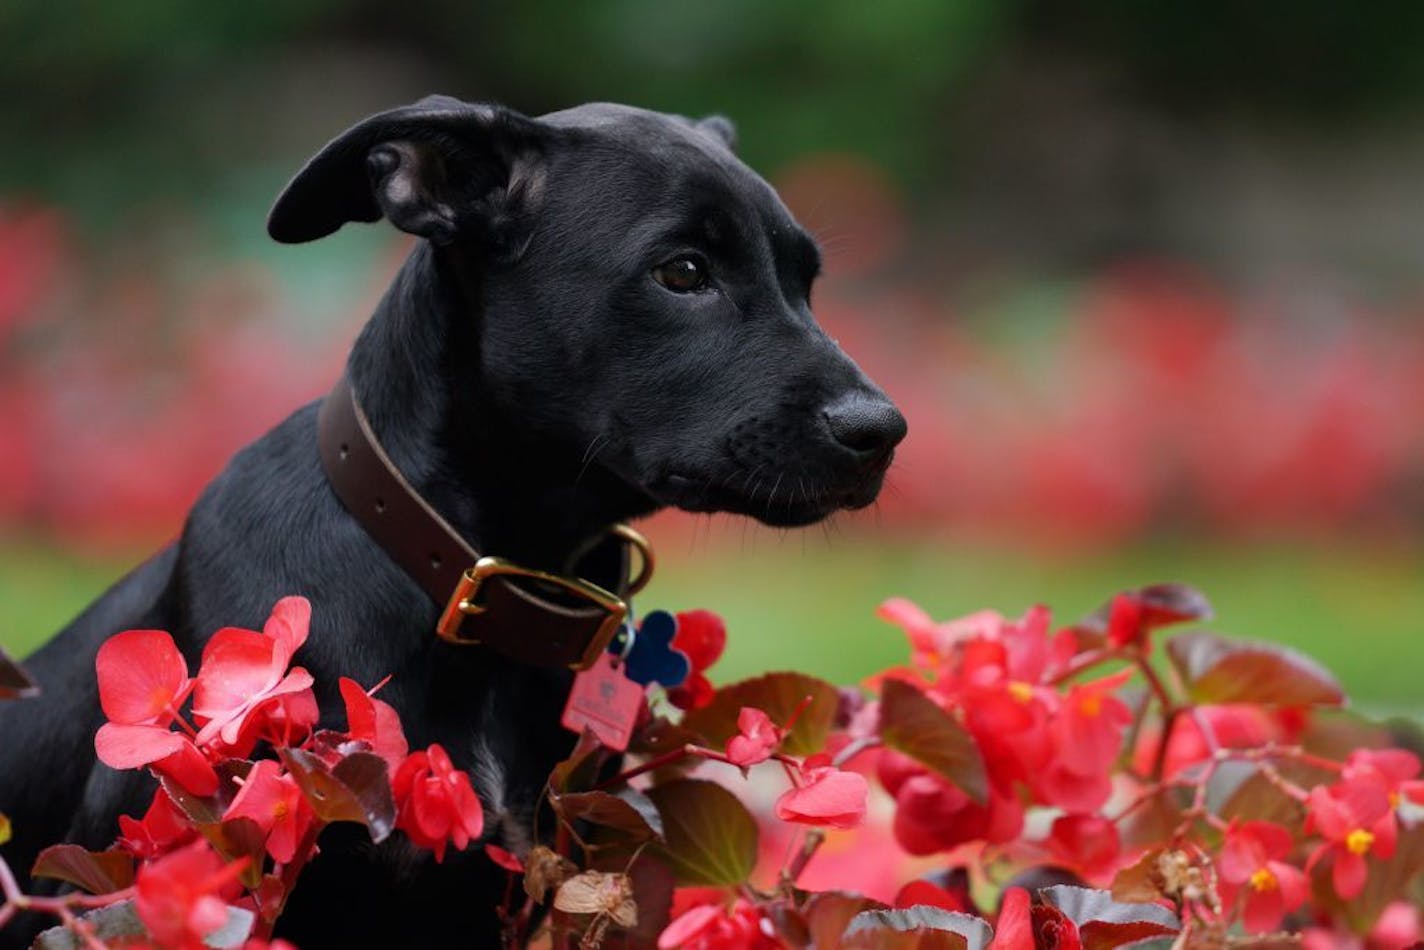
[4,533,1422,716]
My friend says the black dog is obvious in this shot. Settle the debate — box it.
[0,96,905,947]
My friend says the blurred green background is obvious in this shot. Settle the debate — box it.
[3,1,1423,713]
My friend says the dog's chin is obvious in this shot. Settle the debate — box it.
[646,471,885,527]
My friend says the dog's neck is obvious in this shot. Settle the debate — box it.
[345,243,658,573]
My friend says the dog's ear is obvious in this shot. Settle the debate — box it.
[268,95,549,250]
[696,115,737,152]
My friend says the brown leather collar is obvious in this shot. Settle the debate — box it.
[316,375,651,670]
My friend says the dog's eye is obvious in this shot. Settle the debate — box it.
[652,256,708,293]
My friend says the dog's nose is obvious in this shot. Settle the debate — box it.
[823,393,907,459]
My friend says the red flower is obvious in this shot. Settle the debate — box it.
[192,597,316,750]
[392,743,484,861]
[94,724,218,797]
[1306,776,1396,899]
[989,887,1033,950]
[96,629,193,725]
[339,676,409,773]
[774,755,868,829]
[118,788,197,860]
[657,897,777,950]
[224,759,315,864]
[134,840,247,950]
[725,707,784,768]
[1033,671,1133,813]
[1217,820,1308,934]
[893,876,970,913]
[1105,593,1146,649]
[1044,813,1121,881]
[485,844,524,873]
[667,610,727,711]
[93,629,217,796]
[1343,748,1424,808]
[886,766,1023,855]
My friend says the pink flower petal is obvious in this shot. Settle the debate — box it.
[96,630,190,726]
[95,722,188,769]
[262,596,312,664]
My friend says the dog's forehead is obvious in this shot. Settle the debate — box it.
[539,102,717,150]
[537,102,808,246]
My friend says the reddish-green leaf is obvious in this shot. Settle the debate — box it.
[0,645,37,700]
[646,779,757,886]
[805,893,889,949]
[554,788,664,842]
[1110,849,1169,904]
[681,671,840,756]
[1215,760,1328,827]
[592,851,676,946]
[1116,785,1186,853]
[551,729,608,793]
[877,680,987,804]
[31,845,134,895]
[211,817,266,888]
[279,747,395,841]
[162,760,252,825]
[843,907,990,950]
[1166,631,1343,706]
[628,717,701,757]
[1038,886,1179,950]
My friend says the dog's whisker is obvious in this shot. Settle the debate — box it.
[574,434,608,485]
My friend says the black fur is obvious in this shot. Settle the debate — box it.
[0,97,905,947]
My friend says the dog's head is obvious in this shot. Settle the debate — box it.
[270,96,905,527]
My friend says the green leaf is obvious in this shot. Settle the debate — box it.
[0,645,37,700]
[553,788,664,842]
[646,779,758,886]
[0,812,10,846]
[31,845,134,894]
[843,907,991,950]
[1166,631,1344,706]
[278,748,395,841]
[681,671,840,756]
[877,680,987,804]
[1038,886,1179,950]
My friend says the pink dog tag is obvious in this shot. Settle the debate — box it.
[561,653,644,751]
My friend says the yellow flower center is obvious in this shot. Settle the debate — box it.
[1346,828,1375,855]
[1249,867,1278,893]
[273,801,290,820]
[1079,693,1102,717]
[1007,681,1034,704]
[149,686,172,716]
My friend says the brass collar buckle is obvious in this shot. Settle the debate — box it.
[434,524,655,670]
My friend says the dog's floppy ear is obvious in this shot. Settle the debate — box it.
[268,95,548,249]
[696,115,737,152]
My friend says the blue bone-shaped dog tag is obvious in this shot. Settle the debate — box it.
[614,610,690,688]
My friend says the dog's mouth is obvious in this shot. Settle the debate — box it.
[646,462,890,528]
